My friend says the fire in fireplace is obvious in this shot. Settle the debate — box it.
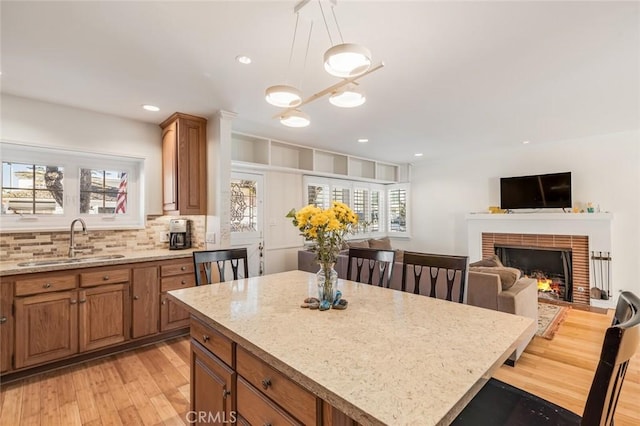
[494,245,573,302]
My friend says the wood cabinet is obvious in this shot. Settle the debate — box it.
[160,258,196,331]
[131,266,159,338]
[0,282,13,373]
[160,112,207,215]
[189,317,357,426]
[79,283,130,352]
[14,290,79,369]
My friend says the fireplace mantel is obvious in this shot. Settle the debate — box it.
[466,212,614,308]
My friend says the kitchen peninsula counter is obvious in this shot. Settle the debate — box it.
[169,270,536,425]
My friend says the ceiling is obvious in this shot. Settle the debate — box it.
[1,1,638,164]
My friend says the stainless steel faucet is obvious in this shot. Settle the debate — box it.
[69,218,87,258]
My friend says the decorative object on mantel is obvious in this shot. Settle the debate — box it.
[590,251,612,300]
[288,202,357,308]
[537,302,570,340]
[265,0,384,127]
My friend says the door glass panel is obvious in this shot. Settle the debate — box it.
[80,169,128,214]
[230,179,258,233]
[1,162,64,215]
[353,189,369,234]
[370,190,381,232]
[389,188,407,232]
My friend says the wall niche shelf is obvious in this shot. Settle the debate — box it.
[231,132,401,183]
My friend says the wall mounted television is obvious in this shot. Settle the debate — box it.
[500,172,572,210]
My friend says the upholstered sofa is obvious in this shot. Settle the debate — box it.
[298,247,538,364]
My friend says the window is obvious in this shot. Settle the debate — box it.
[0,142,144,231]
[303,176,396,237]
[230,179,258,233]
[2,162,64,215]
[388,183,410,236]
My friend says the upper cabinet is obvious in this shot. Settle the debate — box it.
[160,113,207,215]
[231,132,400,183]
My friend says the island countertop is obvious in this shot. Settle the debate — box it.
[168,270,536,425]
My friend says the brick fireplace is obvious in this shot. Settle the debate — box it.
[481,233,589,305]
[466,212,614,308]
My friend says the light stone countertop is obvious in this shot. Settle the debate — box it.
[168,270,536,426]
[0,248,198,276]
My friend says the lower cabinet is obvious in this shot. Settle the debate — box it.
[0,282,13,373]
[132,266,160,338]
[160,260,196,331]
[190,317,359,426]
[191,340,235,425]
[79,283,130,352]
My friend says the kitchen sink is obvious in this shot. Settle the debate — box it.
[17,254,126,267]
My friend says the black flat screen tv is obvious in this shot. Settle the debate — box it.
[500,172,572,210]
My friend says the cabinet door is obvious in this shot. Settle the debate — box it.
[177,116,207,215]
[160,293,190,331]
[79,283,130,352]
[162,120,178,212]
[1,282,14,373]
[14,291,78,369]
[191,340,235,425]
[131,266,159,338]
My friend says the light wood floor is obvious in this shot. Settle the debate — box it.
[0,308,638,425]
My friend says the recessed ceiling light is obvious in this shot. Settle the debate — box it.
[522,140,530,144]
[414,153,424,157]
[236,55,252,65]
[357,138,369,143]
[142,104,160,112]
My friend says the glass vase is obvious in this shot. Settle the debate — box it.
[317,263,338,304]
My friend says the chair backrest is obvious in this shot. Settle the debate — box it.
[582,291,640,426]
[193,248,249,285]
[346,248,396,288]
[401,251,468,303]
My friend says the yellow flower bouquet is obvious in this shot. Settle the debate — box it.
[287,201,358,305]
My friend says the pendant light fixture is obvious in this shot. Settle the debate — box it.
[266,0,383,127]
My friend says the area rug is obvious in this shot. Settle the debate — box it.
[537,302,570,340]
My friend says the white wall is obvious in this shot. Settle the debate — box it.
[409,130,640,296]
[0,94,162,214]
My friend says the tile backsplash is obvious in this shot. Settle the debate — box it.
[0,215,205,261]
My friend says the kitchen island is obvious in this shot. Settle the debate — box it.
[168,270,535,425]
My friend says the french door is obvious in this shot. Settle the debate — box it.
[230,172,264,276]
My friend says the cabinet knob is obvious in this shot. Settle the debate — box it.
[181,280,186,285]
[0,317,7,324]
[202,335,210,342]
[79,298,87,304]
[261,378,272,390]
[43,283,52,288]
[161,299,166,305]
[133,295,139,300]
[222,389,231,399]
[181,266,186,271]
[103,275,110,280]
[70,299,77,304]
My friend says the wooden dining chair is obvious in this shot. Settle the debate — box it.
[193,248,249,285]
[346,247,396,288]
[452,291,640,426]
[401,251,468,303]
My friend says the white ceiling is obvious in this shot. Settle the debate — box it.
[1,1,638,164]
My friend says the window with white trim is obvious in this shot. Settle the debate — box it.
[303,176,401,237]
[1,142,145,231]
[388,183,410,237]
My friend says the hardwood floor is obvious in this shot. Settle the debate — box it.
[0,307,638,425]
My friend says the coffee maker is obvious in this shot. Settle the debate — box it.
[169,219,191,250]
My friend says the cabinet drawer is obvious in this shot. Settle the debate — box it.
[190,317,233,367]
[237,346,316,425]
[237,377,302,426]
[80,268,130,287]
[161,274,195,292]
[15,275,76,296]
[161,261,194,277]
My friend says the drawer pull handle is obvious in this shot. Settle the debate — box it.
[222,389,231,399]
[0,317,7,324]
[161,299,166,305]
[79,298,87,303]
[202,335,210,342]
[43,283,52,288]
[103,276,110,280]
[133,295,139,300]
[261,378,272,390]
[70,299,77,304]
[181,266,186,271]
[181,280,186,285]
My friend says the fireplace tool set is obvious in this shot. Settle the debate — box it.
[590,251,611,300]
